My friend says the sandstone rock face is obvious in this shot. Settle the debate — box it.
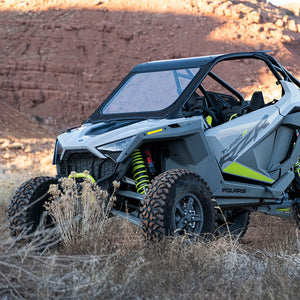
[0,0,299,132]
[0,102,54,139]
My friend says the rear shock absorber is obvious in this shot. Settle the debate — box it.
[131,149,150,194]
[294,159,300,176]
[294,130,300,177]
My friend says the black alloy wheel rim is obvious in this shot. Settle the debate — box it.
[174,193,204,235]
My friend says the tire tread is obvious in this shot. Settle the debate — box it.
[7,176,57,236]
[140,169,214,241]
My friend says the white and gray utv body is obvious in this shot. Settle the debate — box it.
[8,51,300,240]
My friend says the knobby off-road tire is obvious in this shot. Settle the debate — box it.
[140,169,215,241]
[292,205,300,229]
[215,209,250,239]
[7,176,58,237]
[292,165,300,228]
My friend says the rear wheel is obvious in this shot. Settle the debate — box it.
[7,176,58,237]
[292,158,300,228]
[140,169,215,241]
[215,209,250,239]
[292,205,300,228]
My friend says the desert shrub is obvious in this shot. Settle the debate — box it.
[46,176,118,253]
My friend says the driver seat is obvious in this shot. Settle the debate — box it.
[248,91,265,111]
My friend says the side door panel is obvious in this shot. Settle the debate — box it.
[205,105,283,183]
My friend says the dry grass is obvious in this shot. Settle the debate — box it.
[0,223,299,299]
[1,179,300,299]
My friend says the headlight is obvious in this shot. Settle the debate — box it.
[97,136,134,152]
[53,140,63,164]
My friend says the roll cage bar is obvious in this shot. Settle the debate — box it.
[208,71,244,102]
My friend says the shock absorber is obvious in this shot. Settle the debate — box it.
[294,130,300,177]
[144,147,157,175]
[131,149,150,194]
[295,159,300,176]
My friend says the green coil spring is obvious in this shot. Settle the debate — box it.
[294,158,300,176]
[131,149,150,194]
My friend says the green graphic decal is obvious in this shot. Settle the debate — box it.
[223,162,274,183]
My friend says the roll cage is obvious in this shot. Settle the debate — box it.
[88,51,300,123]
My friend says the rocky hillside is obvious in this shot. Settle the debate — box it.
[0,0,299,132]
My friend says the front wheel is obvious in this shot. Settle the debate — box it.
[7,176,58,236]
[140,169,215,241]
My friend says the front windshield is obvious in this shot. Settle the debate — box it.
[102,68,199,114]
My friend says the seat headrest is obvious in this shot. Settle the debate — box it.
[249,91,265,111]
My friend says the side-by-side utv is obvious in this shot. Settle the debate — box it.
[8,51,300,241]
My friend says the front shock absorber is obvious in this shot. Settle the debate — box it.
[144,147,157,175]
[131,149,150,194]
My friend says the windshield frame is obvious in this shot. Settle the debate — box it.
[101,67,200,115]
[88,57,207,122]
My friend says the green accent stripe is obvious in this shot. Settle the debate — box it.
[206,115,212,126]
[223,162,274,183]
[276,208,290,212]
[229,113,237,121]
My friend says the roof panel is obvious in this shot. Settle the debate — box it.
[132,51,271,73]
